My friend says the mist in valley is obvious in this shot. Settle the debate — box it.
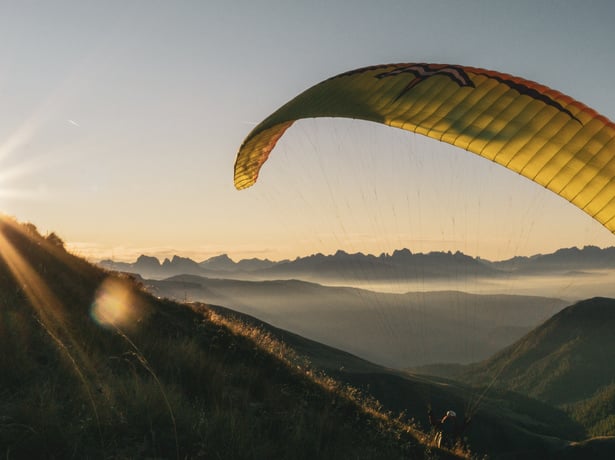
[327,269,615,301]
[145,274,574,368]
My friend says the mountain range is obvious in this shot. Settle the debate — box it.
[99,245,615,282]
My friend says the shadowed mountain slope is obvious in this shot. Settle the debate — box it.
[460,297,615,405]
[458,297,615,439]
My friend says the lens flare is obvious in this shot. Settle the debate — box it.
[91,277,141,329]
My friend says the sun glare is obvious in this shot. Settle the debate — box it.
[0,218,104,385]
[91,277,141,329]
[0,221,65,325]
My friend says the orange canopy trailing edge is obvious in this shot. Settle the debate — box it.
[234,63,615,233]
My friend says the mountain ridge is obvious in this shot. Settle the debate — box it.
[460,297,615,405]
[99,245,615,281]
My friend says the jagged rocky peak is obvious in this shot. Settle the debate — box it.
[135,255,161,268]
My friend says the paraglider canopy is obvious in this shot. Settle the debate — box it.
[234,63,615,234]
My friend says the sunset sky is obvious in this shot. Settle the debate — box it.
[0,0,614,262]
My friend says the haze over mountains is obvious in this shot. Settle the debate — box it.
[146,276,567,368]
[101,246,615,279]
[100,245,615,370]
[100,246,615,300]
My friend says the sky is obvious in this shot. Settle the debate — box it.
[0,0,614,263]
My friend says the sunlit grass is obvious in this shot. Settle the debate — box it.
[206,308,469,455]
[0,218,109,446]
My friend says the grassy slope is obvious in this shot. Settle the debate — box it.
[0,217,461,459]
[206,305,591,459]
[215,302,615,459]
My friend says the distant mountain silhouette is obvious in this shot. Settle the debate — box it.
[100,254,220,279]
[199,253,236,271]
[99,245,615,282]
[487,246,615,274]
[259,249,498,281]
[199,253,280,272]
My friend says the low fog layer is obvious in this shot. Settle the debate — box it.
[338,269,615,301]
[146,276,568,368]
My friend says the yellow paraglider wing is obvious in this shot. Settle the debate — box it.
[234,63,615,233]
